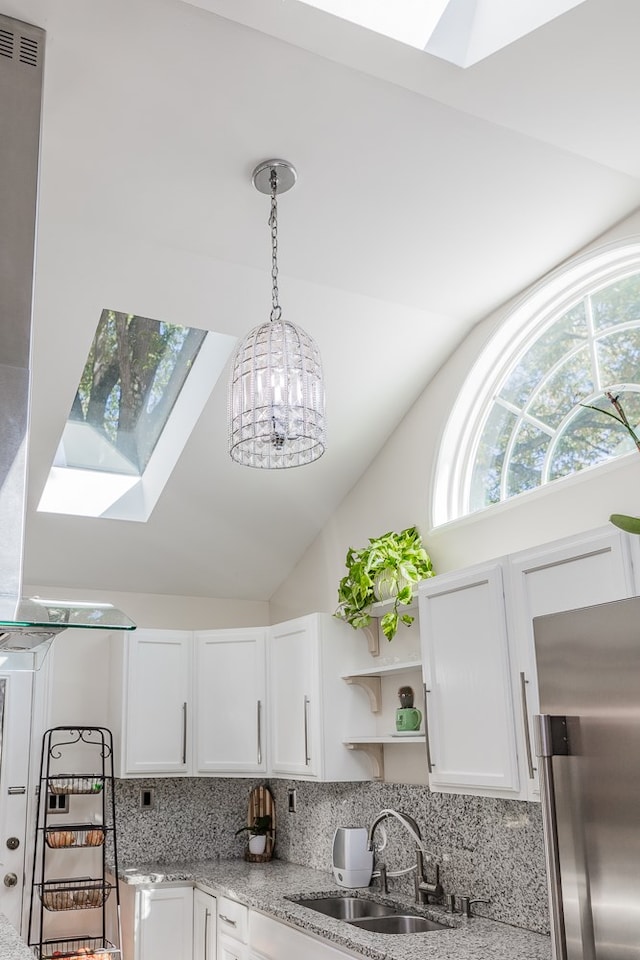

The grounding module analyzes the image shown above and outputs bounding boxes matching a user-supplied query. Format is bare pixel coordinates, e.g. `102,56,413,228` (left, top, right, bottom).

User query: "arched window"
433,241,640,526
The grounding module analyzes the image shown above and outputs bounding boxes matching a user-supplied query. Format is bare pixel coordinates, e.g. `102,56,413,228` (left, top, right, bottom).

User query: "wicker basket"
48,776,104,795
35,936,119,959
45,825,105,849
38,879,112,912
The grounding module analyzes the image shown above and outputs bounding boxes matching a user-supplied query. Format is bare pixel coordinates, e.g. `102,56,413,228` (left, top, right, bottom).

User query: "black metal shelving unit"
27,726,122,960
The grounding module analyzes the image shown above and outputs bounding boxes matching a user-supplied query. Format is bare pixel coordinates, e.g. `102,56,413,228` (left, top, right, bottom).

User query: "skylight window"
296,0,587,67
38,310,236,521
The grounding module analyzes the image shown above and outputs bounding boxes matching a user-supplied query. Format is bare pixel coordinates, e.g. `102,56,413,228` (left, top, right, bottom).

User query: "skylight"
296,0,587,67
38,310,236,521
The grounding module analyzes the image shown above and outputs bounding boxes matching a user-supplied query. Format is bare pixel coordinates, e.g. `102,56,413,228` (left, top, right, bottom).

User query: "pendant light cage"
228,160,326,468
228,317,326,468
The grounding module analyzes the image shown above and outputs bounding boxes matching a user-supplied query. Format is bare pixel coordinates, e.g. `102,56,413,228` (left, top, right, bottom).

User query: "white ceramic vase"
249,834,267,855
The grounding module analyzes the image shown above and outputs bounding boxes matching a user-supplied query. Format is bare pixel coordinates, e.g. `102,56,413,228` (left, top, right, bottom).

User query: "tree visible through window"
68,310,207,473
434,251,640,525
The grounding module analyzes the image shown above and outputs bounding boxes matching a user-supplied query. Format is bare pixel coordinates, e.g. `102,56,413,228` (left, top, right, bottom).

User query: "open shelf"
341,658,422,679
343,735,426,744
342,660,422,712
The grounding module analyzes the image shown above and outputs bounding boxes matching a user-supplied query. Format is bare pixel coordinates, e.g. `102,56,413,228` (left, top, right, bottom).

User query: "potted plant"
582,391,640,533
235,814,272,855
335,526,435,641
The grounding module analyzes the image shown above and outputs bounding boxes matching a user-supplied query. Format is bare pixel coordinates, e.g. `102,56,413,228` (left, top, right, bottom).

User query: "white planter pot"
249,834,267,855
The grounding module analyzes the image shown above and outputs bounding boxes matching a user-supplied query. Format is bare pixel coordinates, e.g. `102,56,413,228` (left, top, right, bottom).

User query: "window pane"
500,303,587,407
506,421,548,498
527,345,593,429
596,327,640,385
469,404,517,511
548,391,640,481
591,274,640,331
68,310,207,473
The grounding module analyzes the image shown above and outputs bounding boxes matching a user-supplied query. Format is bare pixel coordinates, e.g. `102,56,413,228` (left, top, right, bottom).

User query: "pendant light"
228,160,326,468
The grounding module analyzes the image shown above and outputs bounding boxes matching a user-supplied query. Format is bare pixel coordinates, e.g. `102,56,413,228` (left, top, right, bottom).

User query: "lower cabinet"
219,935,248,960
133,885,194,960
249,910,356,960
218,896,249,960
194,888,217,960
121,884,216,960
122,885,360,960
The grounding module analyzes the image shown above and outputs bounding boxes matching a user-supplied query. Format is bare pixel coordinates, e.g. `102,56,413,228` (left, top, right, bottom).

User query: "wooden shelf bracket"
345,742,384,781
343,675,382,713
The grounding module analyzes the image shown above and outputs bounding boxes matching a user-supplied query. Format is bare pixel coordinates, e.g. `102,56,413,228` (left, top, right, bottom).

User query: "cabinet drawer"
218,896,248,942
250,911,355,959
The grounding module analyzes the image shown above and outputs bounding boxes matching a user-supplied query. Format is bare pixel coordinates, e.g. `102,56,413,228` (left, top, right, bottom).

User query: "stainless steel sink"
348,915,448,934
295,897,396,920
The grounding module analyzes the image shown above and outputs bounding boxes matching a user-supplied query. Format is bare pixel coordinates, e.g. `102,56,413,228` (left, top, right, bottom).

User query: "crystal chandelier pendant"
228,161,326,468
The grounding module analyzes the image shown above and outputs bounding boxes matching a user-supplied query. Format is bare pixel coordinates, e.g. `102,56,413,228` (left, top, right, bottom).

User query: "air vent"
0,28,14,59
19,36,38,67
0,29,39,66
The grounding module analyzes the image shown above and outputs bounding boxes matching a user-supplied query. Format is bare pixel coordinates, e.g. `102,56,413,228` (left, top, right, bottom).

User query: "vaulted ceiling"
7,0,640,601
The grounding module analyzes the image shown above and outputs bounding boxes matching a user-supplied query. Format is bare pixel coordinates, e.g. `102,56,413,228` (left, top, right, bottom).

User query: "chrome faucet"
367,809,443,904
415,848,444,905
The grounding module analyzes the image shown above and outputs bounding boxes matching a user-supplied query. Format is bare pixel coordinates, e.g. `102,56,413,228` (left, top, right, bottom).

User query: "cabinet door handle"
303,696,311,765
219,913,237,926
204,909,210,960
182,702,188,766
423,683,434,773
256,699,262,766
520,672,536,780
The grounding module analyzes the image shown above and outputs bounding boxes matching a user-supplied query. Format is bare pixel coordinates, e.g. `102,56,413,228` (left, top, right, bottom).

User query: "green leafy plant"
335,526,435,641
582,391,640,534
234,814,272,838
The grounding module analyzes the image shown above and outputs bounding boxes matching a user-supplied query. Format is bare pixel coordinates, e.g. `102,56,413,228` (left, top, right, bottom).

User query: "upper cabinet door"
269,617,320,778
419,563,520,796
194,629,267,775
507,526,635,799
123,630,192,776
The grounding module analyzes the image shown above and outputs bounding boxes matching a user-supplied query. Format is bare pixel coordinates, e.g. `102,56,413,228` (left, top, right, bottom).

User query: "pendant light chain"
269,168,281,321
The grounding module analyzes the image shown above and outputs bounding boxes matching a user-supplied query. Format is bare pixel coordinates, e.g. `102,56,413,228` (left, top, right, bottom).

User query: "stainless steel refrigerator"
534,595,640,960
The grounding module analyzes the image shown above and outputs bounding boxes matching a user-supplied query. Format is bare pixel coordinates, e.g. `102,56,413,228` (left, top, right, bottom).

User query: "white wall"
270,209,640,623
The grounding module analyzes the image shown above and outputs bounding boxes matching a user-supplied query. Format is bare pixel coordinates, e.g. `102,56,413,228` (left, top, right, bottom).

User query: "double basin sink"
292,895,448,935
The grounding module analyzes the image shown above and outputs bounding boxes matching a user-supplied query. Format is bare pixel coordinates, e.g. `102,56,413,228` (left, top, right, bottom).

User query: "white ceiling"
6,0,640,602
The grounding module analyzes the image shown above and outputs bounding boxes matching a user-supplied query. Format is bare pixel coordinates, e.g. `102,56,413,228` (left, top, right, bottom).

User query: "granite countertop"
119,858,552,960
0,913,34,960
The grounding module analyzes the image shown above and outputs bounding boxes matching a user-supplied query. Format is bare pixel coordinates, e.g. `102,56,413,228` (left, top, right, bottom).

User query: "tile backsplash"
114,778,549,935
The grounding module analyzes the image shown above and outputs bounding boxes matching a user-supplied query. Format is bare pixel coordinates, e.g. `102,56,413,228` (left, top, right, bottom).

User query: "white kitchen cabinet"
506,525,636,799
418,526,637,801
194,629,267,775
194,887,217,960
419,562,520,796
218,896,248,960
110,627,267,778
111,629,192,777
134,885,194,960
219,935,248,960
268,613,373,781
250,910,357,960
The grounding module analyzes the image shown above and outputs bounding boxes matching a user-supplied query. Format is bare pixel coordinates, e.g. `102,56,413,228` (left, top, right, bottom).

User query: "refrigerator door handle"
535,714,567,960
